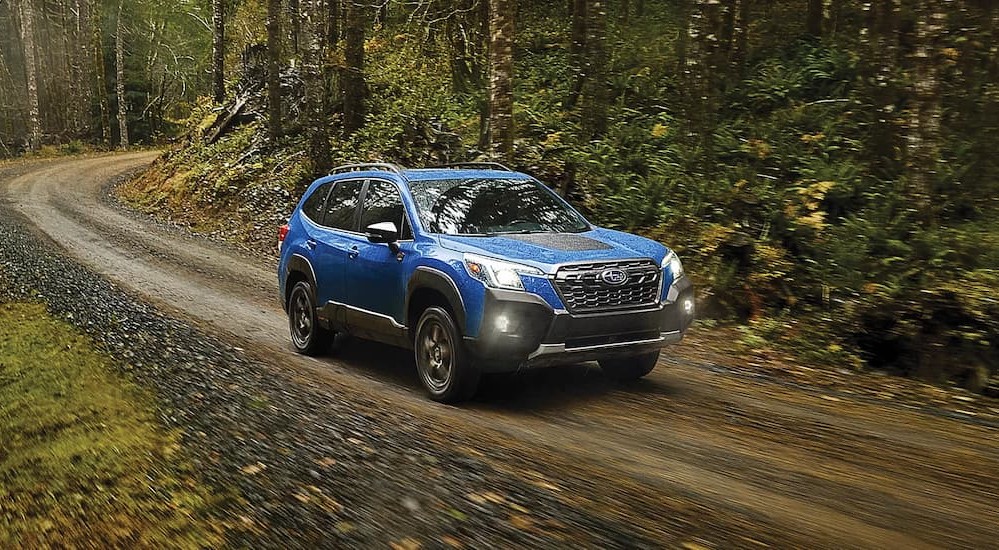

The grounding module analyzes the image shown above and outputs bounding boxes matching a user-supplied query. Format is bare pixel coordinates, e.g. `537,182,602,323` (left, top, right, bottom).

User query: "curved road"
3,153,998,548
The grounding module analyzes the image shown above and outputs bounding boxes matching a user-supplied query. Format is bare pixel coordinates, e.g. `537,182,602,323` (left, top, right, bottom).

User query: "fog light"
495,314,511,332
683,298,695,316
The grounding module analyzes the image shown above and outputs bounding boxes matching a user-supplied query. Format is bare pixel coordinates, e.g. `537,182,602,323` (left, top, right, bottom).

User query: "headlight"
464,253,543,291
662,250,684,279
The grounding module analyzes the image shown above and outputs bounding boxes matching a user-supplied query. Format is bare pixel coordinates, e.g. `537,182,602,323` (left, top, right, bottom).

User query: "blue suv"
278,162,694,402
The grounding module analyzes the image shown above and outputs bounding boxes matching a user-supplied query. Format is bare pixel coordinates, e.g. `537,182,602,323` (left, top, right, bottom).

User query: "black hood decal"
504,233,613,252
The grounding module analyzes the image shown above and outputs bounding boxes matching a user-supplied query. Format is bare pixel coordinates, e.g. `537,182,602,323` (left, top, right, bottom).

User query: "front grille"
553,259,661,314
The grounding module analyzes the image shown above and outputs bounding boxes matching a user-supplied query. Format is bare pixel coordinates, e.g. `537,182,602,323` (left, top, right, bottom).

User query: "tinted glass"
323,180,363,230
359,180,410,237
407,178,589,235
301,182,333,223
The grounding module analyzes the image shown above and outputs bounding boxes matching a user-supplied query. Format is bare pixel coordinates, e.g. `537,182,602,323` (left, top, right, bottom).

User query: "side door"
345,179,415,330
312,178,364,307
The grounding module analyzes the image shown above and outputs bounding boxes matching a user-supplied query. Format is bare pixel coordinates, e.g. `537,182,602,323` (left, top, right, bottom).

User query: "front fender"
405,265,473,334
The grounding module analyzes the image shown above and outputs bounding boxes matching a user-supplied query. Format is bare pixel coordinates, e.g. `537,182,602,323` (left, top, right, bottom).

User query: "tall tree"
684,1,722,141
731,0,749,70
73,0,94,137
806,0,823,36
342,0,366,135
908,0,946,220
18,0,41,151
566,0,586,109
266,0,282,140
581,0,608,138
212,0,225,103
114,0,128,148
675,0,691,74
822,0,840,35
488,0,514,161
864,0,902,170
289,0,301,55
92,0,111,145
445,0,489,150
326,0,341,44
302,0,330,175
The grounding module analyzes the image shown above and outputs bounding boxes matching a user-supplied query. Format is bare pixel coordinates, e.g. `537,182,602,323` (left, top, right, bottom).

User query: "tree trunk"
327,0,341,45
212,0,225,103
685,0,723,157
478,0,490,150
302,0,331,175
581,0,608,139
75,0,94,137
61,1,80,136
989,3,999,82
343,0,366,136
566,0,586,109
266,0,282,140
115,0,128,148
675,0,691,75
806,0,823,37
720,0,735,55
447,0,479,94
92,0,111,145
18,0,42,151
488,0,515,162
289,0,301,55
823,0,840,35
731,0,749,70
907,0,945,221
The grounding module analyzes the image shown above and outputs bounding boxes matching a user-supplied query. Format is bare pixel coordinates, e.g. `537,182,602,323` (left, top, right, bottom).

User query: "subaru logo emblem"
600,268,629,286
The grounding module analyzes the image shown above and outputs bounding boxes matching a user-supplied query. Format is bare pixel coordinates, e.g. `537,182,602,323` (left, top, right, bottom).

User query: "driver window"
360,180,412,239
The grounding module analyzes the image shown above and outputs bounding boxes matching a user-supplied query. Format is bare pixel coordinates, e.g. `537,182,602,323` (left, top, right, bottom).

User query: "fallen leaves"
240,462,266,475
390,538,421,550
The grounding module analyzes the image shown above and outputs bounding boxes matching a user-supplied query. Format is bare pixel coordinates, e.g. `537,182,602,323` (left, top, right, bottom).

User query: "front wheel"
414,307,480,403
599,350,660,381
288,281,332,356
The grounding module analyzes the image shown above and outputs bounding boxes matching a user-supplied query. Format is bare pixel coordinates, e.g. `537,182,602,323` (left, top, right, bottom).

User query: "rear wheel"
415,307,479,403
288,281,332,356
600,350,660,381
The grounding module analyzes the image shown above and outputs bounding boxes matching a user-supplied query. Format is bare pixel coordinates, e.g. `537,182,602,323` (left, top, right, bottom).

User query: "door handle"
348,245,359,259
305,239,317,250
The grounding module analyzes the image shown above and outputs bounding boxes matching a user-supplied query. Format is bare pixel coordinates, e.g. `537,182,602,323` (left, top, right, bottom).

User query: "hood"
437,228,669,272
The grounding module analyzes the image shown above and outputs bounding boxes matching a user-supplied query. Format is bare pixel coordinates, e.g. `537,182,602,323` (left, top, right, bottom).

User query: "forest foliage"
2,0,997,390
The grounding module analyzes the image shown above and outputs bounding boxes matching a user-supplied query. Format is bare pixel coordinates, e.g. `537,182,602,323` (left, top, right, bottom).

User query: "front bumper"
466,276,695,372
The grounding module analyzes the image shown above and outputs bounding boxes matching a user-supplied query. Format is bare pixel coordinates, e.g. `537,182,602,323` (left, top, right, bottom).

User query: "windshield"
407,178,590,235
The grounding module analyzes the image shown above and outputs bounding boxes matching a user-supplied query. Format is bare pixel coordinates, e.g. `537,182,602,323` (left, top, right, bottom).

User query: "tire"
414,306,480,403
288,281,332,356
600,350,660,381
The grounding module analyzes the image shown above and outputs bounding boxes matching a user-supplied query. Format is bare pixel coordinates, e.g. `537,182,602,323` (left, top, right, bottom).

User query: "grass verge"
0,301,225,547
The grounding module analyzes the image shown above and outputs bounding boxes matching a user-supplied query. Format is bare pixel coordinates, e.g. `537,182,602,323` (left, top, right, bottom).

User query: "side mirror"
365,221,400,245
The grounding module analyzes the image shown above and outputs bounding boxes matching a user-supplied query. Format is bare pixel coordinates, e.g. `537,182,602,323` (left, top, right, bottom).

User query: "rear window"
301,182,332,223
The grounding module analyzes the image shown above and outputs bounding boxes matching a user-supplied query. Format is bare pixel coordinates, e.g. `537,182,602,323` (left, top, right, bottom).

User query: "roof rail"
434,162,513,172
329,162,405,176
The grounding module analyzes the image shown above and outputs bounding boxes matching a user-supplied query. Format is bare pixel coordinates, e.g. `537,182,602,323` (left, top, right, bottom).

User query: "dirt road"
3,153,998,548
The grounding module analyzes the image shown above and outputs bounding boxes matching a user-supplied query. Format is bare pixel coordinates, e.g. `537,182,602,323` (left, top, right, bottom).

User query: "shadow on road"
318,335,681,411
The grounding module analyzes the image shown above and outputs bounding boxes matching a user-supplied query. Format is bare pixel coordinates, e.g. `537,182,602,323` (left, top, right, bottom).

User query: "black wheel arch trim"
284,253,318,311
406,266,467,333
